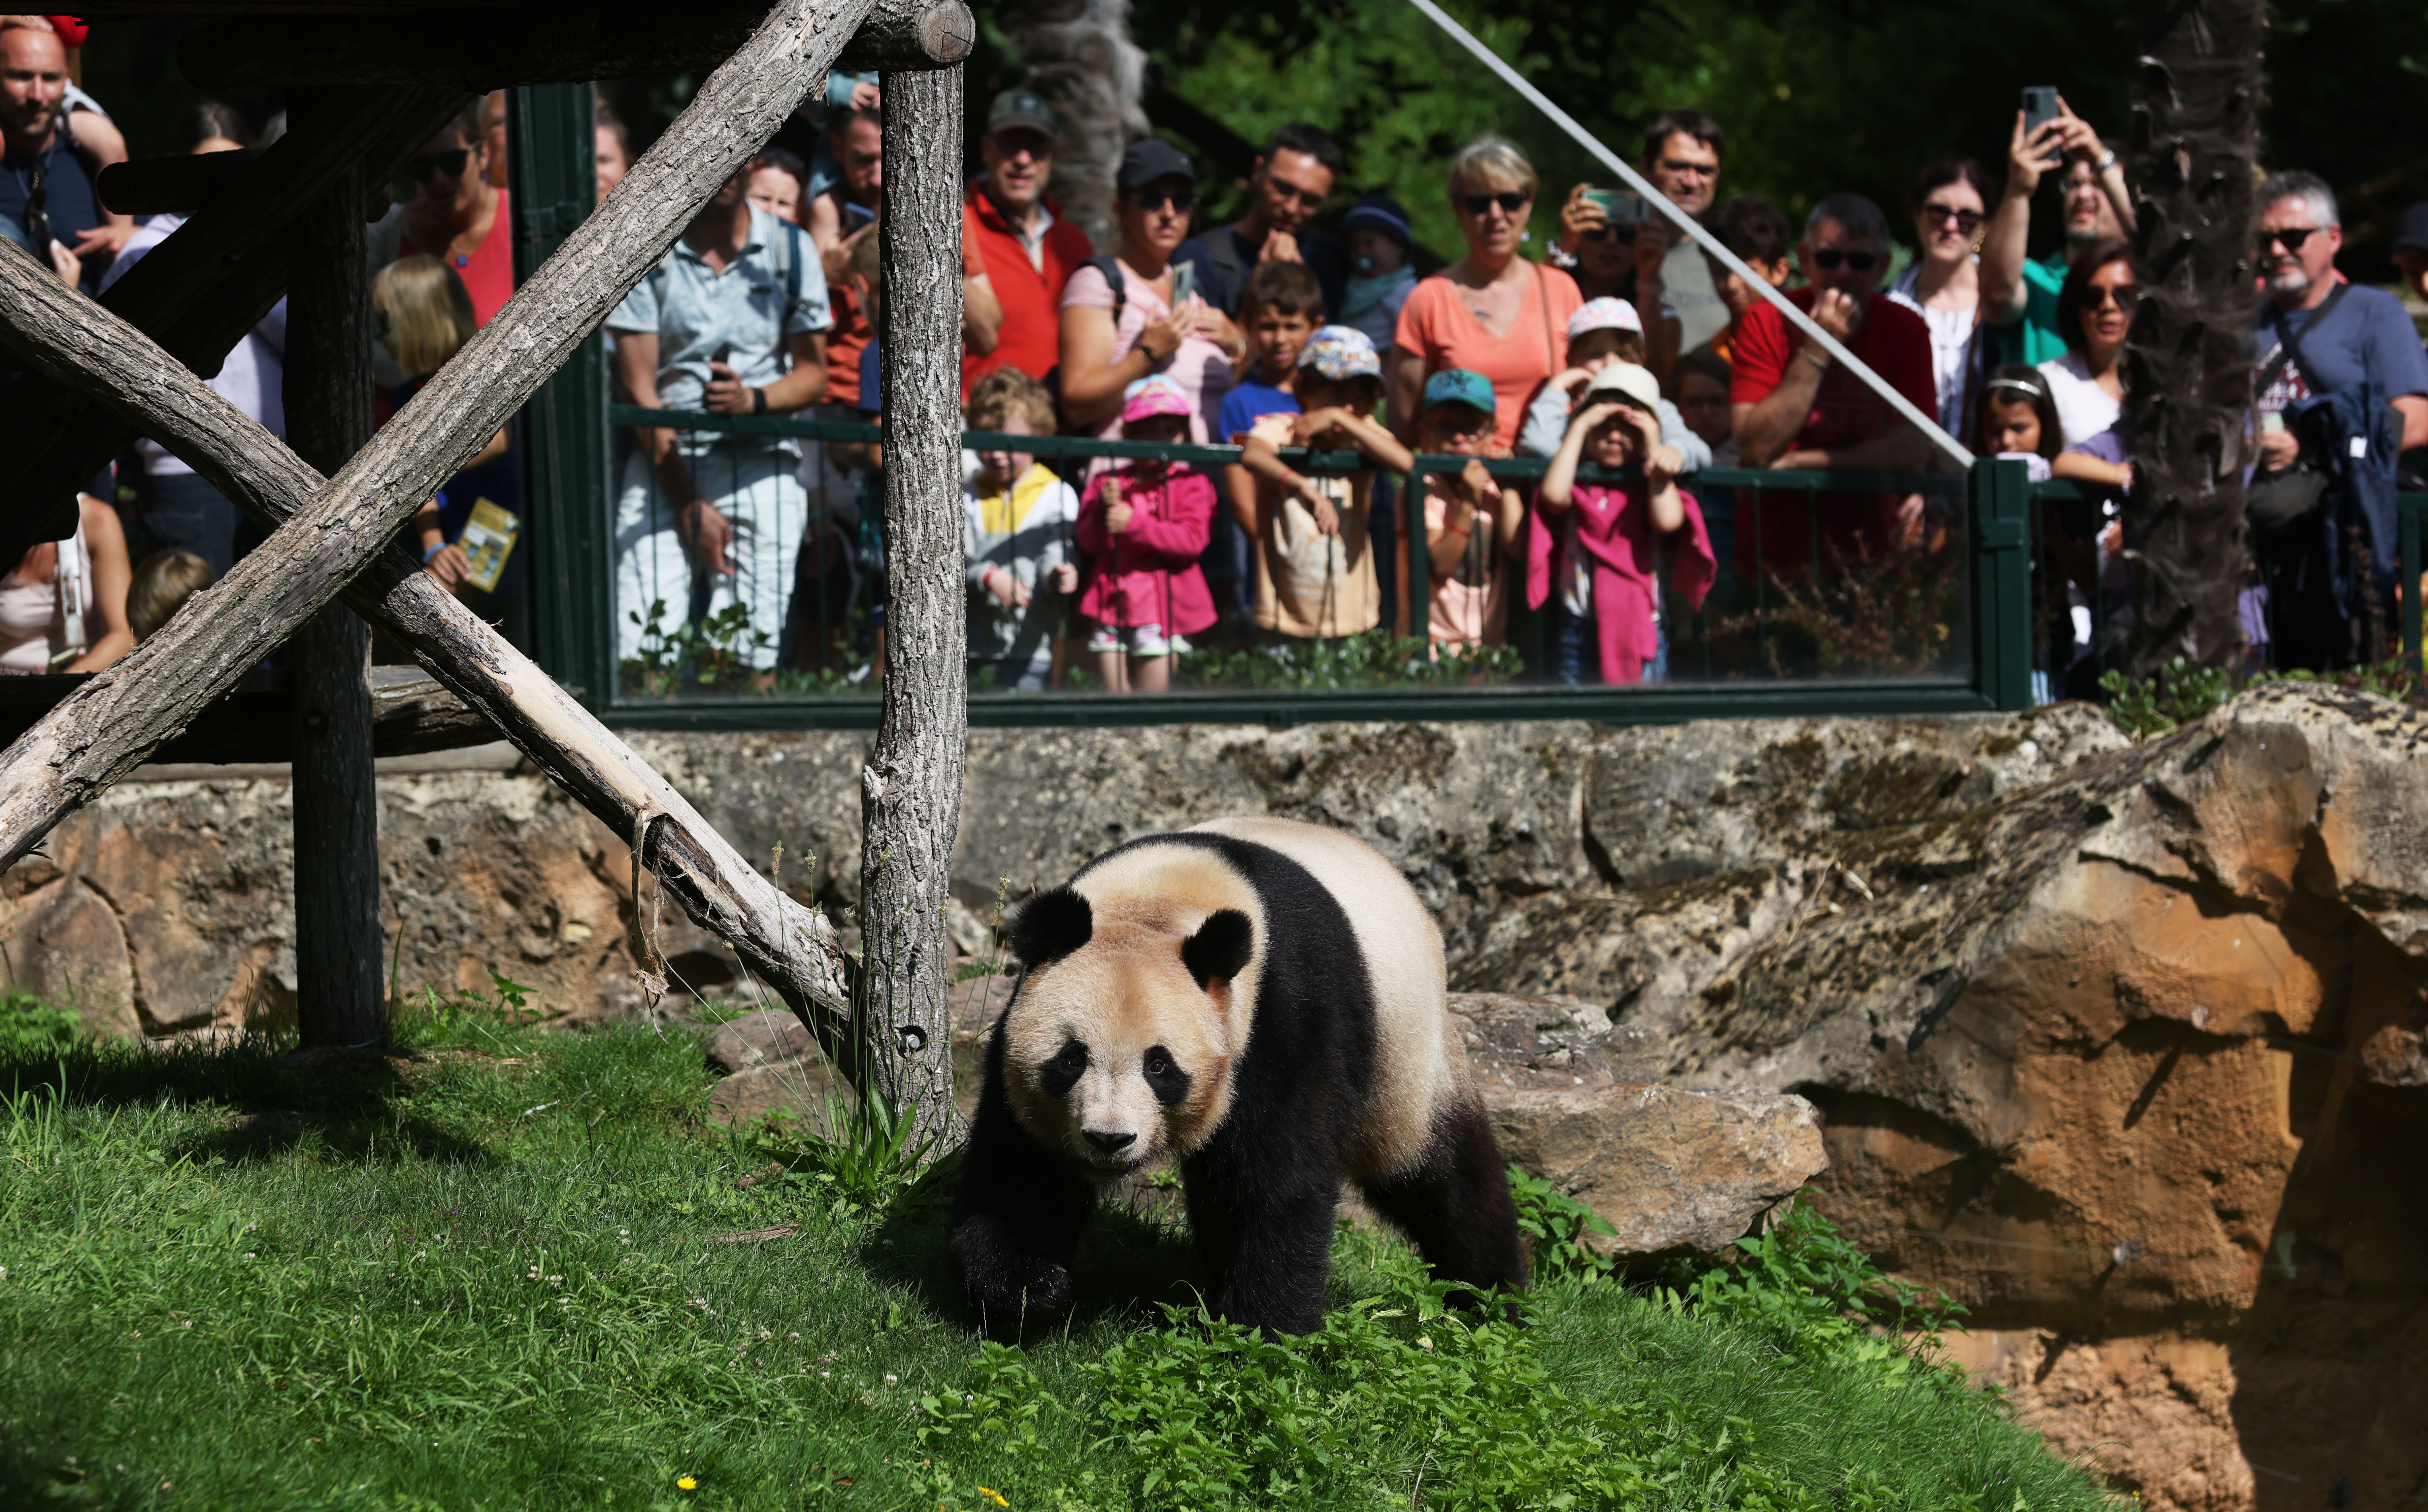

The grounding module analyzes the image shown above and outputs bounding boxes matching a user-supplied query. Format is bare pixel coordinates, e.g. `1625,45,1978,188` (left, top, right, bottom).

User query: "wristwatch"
2095,147,2119,172
750,387,769,414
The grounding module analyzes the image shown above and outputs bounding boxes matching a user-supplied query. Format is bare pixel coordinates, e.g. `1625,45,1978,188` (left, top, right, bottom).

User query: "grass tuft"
1,1002,2116,1510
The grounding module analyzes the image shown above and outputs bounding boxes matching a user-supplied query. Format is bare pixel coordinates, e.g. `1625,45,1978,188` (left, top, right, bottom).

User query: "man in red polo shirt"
962,89,1095,398
1729,192,1937,586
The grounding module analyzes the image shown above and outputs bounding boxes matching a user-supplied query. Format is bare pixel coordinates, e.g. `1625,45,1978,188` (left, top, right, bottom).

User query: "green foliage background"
1126,0,2428,277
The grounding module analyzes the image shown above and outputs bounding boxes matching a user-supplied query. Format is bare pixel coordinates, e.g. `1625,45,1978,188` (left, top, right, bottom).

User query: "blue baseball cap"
1422,368,1494,415
1341,192,1413,248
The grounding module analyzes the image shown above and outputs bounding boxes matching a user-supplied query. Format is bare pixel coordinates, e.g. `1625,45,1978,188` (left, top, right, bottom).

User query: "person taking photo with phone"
1980,91,2136,367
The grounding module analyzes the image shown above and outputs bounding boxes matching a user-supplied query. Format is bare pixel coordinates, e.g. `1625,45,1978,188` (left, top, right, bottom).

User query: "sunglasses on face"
2084,283,2136,309
1921,202,1985,234
1810,248,1879,273
411,147,472,181
1656,158,1717,179
2256,226,2322,254
1579,222,1637,244
1461,190,1532,216
1129,188,1196,213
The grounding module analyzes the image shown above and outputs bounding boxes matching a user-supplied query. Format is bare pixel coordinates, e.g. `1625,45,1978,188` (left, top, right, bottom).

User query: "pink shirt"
1525,483,1716,685
1391,263,1583,453
1075,468,1219,637
1061,260,1233,446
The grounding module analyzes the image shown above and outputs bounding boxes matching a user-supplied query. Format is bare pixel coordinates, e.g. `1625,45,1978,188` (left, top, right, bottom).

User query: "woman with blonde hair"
1385,136,1583,452
374,255,525,637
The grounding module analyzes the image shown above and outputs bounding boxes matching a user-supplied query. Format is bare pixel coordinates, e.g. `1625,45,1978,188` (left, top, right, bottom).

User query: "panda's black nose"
1082,1129,1136,1155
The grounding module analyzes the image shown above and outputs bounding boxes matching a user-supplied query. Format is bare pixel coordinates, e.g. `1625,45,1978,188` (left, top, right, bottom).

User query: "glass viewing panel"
596,405,1980,708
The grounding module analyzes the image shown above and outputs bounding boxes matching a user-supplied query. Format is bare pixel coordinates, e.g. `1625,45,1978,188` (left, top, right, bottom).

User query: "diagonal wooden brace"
0,86,470,564
0,0,886,1076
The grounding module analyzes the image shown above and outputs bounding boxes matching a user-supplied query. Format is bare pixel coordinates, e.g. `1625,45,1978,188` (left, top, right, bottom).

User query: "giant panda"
949,816,1525,1335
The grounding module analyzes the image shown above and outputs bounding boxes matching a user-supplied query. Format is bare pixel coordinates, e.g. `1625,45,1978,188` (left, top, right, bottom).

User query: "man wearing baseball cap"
962,89,1098,397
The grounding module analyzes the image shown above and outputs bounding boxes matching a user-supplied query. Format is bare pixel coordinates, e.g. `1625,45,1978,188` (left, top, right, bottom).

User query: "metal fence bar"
1972,458,2035,711
511,82,611,701
2403,492,2424,676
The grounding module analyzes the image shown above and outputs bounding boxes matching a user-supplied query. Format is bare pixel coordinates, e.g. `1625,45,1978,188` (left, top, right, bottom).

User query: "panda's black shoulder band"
1181,908,1254,989
1007,887,1093,968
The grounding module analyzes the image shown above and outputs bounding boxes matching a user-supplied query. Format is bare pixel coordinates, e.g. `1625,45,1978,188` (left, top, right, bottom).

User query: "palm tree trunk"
996,0,1147,252
2122,0,2267,673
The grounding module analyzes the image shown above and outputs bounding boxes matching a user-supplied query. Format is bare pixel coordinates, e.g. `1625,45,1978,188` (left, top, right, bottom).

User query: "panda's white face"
1000,922,1235,1176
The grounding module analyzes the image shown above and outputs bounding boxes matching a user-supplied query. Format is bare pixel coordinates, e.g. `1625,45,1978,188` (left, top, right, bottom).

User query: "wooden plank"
284,88,388,1051
181,2,771,89
0,87,466,563
0,0,884,1075
0,671,495,764
181,0,970,87
856,64,968,1145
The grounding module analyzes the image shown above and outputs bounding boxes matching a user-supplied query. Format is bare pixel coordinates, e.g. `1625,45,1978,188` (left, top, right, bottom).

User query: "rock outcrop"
11,686,2424,1511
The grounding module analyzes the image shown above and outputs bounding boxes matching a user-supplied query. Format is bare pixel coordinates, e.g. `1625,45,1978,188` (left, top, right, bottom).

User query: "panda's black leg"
1181,1125,1342,1336
949,1041,1093,1334
1358,1098,1527,1302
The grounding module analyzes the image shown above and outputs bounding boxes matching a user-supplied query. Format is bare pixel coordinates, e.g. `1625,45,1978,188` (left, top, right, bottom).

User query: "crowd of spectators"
7,25,2426,693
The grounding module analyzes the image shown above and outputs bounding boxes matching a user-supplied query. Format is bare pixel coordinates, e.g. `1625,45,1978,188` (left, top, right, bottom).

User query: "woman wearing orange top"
1385,136,1583,453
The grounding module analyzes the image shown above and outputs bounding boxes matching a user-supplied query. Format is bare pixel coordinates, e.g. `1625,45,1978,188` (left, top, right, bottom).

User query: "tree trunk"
859,63,968,1148
2123,0,2266,674
284,89,387,1049
997,0,1146,252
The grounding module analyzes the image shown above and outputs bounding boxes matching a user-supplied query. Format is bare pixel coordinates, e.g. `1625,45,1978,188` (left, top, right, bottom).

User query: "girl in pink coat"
1528,362,1715,685
1076,376,1219,693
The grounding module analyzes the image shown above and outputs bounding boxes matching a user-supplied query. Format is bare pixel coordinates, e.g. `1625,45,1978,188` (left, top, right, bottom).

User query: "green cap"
987,89,1058,142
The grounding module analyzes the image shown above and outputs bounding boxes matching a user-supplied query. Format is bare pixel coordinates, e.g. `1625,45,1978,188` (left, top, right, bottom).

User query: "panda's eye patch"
1141,1044,1191,1107
1041,1040,1089,1098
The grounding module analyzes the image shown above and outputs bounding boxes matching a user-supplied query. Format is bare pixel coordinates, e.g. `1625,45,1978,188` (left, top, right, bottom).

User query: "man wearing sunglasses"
1196,122,1349,324
2246,171,2428,670
1727,194,1936,585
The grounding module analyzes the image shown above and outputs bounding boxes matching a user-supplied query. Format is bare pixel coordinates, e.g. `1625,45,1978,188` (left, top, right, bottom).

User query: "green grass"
0,1006,2116,1512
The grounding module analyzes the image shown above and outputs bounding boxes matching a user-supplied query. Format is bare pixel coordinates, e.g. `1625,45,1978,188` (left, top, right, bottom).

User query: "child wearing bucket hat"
1073,375,1219,692
1233,325,1415,641
1516,298,1710,471
1417,368,1527,653
1527,362,1715,686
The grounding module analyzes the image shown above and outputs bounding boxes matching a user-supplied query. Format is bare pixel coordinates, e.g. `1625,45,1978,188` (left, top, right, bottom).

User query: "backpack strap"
1085,254,1126,324
2258,280,2349,402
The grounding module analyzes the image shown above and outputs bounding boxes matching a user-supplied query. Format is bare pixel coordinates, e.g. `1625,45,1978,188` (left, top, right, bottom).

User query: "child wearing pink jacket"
1075,376,1219,693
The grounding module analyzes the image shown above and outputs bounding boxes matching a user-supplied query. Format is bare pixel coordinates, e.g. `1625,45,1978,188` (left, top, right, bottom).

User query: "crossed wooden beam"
0,0,973,1078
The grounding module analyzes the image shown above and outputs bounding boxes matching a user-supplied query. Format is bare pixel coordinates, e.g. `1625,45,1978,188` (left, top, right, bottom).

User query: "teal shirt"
1992,251,2069,367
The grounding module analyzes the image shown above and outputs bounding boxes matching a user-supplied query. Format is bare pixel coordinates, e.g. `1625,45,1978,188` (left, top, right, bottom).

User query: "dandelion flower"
676,1474,697,1491
980,1488,1010,1507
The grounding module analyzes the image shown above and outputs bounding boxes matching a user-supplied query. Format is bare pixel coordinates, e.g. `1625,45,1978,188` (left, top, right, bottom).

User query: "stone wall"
8,687,2424,1512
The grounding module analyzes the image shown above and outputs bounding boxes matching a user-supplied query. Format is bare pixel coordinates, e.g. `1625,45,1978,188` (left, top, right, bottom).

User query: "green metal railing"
562,402,2035,728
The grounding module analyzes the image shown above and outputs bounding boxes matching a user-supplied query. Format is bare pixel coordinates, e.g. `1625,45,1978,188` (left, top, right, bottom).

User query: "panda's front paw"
949,1215,1075,1330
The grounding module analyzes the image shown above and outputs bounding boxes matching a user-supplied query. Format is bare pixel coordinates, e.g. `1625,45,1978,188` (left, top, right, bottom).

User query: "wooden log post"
285,89,387,1049
859,60,969,1145
0,245,868,1079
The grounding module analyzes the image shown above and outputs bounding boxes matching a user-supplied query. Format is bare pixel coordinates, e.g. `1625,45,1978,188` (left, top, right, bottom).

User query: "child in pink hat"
1074,376,1218,692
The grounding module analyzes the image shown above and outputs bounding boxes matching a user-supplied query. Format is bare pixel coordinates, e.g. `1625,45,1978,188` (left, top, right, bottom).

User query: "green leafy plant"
2096,658,2237,741
1507,1164,1620,1284
749,1081,941,1211
1657,1192,1968,1373
1181,628,1525,691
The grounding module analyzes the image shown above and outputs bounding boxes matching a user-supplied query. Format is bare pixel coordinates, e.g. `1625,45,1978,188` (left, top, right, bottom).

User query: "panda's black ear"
1181,909,1254,990
1007,887,1092,969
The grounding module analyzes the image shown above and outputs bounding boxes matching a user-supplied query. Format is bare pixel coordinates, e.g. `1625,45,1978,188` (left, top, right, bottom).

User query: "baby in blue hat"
1341,192,1418,351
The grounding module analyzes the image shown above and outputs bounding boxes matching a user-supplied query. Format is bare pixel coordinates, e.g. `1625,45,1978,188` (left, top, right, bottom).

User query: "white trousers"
615,443,807,672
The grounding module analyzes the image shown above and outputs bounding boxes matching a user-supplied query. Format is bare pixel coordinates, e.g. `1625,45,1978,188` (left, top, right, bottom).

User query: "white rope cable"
1401,0,1976,470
